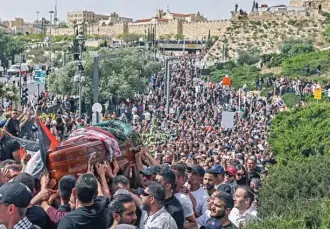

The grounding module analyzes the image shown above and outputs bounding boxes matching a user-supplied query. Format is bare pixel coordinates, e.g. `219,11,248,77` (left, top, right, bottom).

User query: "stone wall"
183,20,231,39
52,9,325,40
98,23,126,37
156,20,181,37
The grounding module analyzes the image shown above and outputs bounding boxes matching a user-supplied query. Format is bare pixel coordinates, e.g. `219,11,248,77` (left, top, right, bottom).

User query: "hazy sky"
0,0,289,22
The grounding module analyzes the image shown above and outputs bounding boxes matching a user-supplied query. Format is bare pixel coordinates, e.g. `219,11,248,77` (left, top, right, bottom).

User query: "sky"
0,0,289,22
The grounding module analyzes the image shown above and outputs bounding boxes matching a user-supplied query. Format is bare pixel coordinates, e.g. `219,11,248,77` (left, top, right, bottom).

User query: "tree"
269,103,330,162
47,48,162,103
0,31,26,67
174,34,184,40
159,34,173,40
322,26,330,43
246,156,330,229
245,103,330,229
237,47,261,66
117,33,143,43
281,50,330,76
280,39,315,57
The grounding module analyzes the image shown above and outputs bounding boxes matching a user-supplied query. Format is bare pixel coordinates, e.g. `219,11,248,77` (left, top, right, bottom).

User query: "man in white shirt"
229,186,258,228
140,181,178,229
186,165,209,217
171,164,198,229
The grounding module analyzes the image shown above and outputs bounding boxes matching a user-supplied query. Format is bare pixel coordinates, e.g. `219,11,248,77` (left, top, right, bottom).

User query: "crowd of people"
0,53,297,229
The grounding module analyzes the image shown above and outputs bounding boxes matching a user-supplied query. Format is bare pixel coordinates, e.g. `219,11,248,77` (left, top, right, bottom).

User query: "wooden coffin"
47,139,136,183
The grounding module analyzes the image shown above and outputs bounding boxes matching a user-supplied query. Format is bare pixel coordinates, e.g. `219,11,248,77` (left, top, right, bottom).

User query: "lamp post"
75,32,86,117
48,10,54,36
165,57,178,115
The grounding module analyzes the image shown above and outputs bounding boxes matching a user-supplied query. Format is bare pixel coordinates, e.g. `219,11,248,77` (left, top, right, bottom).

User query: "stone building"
289,0,330,10
132,9,207,25
67,10,132,25
98,12,133,26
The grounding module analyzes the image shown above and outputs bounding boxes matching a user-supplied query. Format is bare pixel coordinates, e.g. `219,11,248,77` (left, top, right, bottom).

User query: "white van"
7,63,29,77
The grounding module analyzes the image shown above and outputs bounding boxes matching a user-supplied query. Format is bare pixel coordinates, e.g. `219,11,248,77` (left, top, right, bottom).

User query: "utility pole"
165,57,178,115
49,10,54,36
92,54,119,104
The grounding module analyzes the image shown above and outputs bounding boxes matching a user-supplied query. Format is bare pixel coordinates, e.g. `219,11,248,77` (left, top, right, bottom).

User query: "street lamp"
75,32,86,117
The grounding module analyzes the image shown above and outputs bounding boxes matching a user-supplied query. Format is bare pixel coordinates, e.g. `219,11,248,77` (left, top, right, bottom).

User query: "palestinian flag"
18,118,59,178
36,118,59,169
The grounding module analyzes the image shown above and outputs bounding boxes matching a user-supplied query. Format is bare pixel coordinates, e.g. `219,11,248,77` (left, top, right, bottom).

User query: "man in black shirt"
4,109,25,137
207,192,237,229
57,173,110,229
156,168,184,229
13,173,56,229
0,129,21,162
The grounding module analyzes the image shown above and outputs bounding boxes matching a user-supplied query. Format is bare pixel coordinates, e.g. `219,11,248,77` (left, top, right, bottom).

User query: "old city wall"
182,20,231,39
98,23,126,37
155,20,181,37
53,9,325,39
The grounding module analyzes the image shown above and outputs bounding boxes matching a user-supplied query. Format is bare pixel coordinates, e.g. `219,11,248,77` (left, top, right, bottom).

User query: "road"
0,76,45,98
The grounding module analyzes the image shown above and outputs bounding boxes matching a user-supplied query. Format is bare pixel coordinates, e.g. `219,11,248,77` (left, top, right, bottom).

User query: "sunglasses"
143,175,153,180
237,173,245,177
225,172,234,177
141,190,152,197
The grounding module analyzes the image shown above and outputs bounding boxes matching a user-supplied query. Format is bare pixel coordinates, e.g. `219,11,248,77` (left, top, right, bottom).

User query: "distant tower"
54,0,58,24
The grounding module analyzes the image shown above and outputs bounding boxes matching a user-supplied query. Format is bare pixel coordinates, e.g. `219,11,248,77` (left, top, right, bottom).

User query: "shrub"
288,19,297,25
245,156,330,229
237,46,261,66
209,65,260,90
281,50,330,77
280,39,315,57
282,93,300,108
269,103,330,161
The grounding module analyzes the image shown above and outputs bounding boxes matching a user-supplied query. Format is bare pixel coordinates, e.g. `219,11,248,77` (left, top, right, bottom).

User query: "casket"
47,139,137,183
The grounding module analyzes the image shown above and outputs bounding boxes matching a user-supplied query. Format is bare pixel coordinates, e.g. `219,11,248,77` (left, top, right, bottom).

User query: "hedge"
269,103,330,163
246,156,330,229
281,51,330,77
282,93,300,108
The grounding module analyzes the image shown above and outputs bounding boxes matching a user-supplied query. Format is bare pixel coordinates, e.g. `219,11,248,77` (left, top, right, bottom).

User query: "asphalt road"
0,76,45,98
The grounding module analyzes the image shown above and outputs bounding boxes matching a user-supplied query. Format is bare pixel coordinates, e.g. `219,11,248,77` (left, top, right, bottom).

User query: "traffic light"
21,88,28,105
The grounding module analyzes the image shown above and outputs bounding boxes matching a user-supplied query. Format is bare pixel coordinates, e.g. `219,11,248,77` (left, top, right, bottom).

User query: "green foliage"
280,39,315,58
51,35,75,43
322,11,330,24
159,34,173,40
288,19,297,26
237,47,261,66
281,51,330,77
174,34,185,40
322,26,330,43
210,65,260,89
16,33,46,43
262,53,284,68
269,103,330,161
47,48,161,103
141,118,169,154
281,93,300,108
117,33,143,43
0,83,19,101
246,156,330,229
0,32,26,66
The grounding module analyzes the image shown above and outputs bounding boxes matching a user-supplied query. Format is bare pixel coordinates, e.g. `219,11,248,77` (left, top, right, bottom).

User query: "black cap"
139,165,161,176
187,165,205,176
0,182,32,208
217,184,232,196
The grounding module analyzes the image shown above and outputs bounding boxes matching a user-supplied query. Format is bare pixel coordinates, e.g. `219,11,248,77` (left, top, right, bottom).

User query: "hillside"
205,13,325,61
